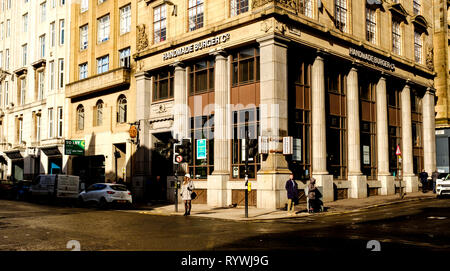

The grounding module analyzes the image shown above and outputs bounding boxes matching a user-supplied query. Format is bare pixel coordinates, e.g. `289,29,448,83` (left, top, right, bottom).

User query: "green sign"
196,139,207,160
65,140,85,155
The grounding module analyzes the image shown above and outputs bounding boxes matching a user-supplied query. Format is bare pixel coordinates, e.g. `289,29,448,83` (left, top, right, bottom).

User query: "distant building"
0,0,71,181
65,0,136,189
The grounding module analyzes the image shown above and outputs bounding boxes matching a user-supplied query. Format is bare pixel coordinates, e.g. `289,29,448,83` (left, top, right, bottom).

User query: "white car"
436,173,450,198
78,183,133,208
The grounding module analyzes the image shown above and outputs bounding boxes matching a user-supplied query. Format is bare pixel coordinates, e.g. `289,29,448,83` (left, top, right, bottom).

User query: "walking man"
285,174,298,215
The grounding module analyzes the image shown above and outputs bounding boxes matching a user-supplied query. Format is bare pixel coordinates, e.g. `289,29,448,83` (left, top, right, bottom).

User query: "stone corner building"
433,0,450,173
133,0,436,209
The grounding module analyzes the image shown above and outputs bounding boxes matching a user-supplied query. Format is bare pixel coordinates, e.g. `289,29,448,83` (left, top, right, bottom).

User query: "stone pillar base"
207,174,229,207
379,175,395,195
256,172,290,209
349,175,368,199
404,175,419,193
132,176,146,201
312,174,334,202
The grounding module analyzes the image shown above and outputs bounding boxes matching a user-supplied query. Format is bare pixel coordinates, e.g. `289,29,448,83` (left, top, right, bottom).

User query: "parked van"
31,174,82,201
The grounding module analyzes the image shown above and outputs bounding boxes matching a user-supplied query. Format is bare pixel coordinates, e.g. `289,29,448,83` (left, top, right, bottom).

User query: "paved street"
0,198,450,252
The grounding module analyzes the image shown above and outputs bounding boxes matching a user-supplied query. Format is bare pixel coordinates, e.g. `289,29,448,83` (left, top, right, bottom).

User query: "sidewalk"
131,192,437,221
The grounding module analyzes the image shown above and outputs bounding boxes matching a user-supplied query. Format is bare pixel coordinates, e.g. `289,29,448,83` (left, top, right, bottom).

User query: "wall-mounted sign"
196,139,207,160
65,140,85,156
363,145,370,165
163,33,231,61
349,47,395,71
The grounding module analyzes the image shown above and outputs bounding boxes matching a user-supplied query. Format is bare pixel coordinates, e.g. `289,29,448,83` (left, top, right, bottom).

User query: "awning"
40,146,62,156
4,150,23,160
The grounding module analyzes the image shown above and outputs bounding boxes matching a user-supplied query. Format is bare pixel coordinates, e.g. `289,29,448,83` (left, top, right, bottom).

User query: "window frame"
152,69,174,102
97,14,110,44
153,4,167,44
188,0,204,32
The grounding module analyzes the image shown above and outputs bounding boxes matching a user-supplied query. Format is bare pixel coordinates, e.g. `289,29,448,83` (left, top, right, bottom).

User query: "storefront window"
232,47,260,86
231,108,260,180
411,91,423,174
288,56,312,180
189,114,214,179
153,69,174,102
359,74,377,179
387,83,402,176
326,66,347,179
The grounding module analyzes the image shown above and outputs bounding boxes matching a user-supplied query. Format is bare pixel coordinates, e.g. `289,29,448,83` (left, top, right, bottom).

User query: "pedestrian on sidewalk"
307,178,318,213
285,174,298,215
419,169,428,193
181,174,195,216
432,169,440,194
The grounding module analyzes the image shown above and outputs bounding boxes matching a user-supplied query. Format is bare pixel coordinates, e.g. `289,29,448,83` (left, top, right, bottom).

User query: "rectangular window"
153,69,174,101
189,115,215,179
97,55,109,74
58,59,64,89
414,31,423,64
48,108,53,138
59,20,65,45
40,2,46,22
120,4,131,34
232,47,260,86
392,20,401,55
188,0,204,31
335,0,347,32
4,81,8,105
230,0,248,16
299,0,313,18
49,61,55,90
20,78,26,105
97,14,110,43
60,0,65,5
0,51,3,68
81,0,88,12
22,44,27,66
23,13,28,33
98,0,106,3
153,5,166,43
5,49,9,70
36,114,41,142
50,22,55,47
38,71,44,100
57,107,63,138
366,8,376,44
188,59,215,95
39,35,46,58
6,20,10,37
79,63,88,79
119,47,131,68
1,23,3,40
80,24,88,50
18,118,23,144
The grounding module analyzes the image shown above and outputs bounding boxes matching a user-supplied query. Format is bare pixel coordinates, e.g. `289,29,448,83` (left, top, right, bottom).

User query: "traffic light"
181,139,192,164
248,139,258,158
154,139,177,160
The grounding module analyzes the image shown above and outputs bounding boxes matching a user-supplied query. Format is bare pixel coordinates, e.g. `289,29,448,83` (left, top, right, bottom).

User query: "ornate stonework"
426,47,434,70
253,0,297,11
137,24,149,52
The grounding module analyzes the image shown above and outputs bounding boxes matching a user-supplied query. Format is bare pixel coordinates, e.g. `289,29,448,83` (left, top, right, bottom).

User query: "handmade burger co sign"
349,47,395,71
163,33,231,61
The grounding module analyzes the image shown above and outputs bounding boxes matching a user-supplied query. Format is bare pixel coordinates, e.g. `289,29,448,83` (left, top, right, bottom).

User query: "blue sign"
197,139,207,160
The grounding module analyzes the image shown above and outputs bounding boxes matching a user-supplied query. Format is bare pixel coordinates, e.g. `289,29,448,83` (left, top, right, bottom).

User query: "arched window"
117,95,127,123
94,100,103,126
77,104,84,130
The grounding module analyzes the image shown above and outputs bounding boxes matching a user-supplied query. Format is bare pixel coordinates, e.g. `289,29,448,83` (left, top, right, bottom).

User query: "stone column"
347,67,367,198
172,62,189,141
207,50,229,207
133,71,152,200
376,76,395,195
401,83,418,192
311,53,334,202
256,34,291,209
422,89,437,174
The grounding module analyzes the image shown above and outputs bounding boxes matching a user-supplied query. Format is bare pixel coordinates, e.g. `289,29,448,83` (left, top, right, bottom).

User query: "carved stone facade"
137,24,149,52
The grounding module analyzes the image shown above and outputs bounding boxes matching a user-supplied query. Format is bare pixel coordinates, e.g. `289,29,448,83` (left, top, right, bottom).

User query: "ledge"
66,67,131,99
31,59,46,70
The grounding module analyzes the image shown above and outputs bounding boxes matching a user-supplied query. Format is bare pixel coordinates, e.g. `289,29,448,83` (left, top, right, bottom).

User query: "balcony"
66,67,131,99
